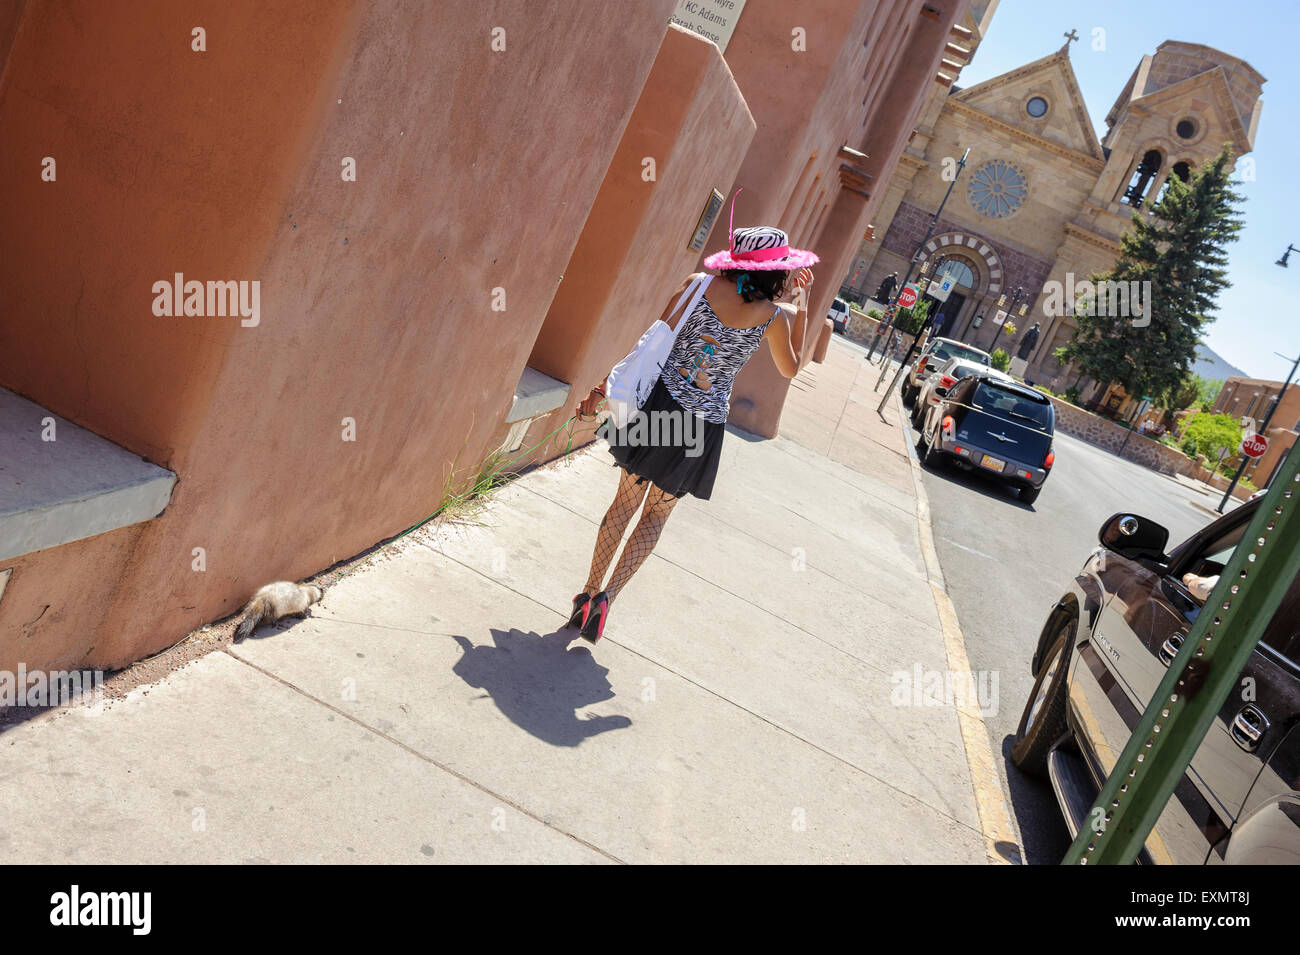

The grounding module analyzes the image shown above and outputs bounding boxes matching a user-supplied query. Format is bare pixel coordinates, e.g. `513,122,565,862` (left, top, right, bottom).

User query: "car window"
940,363,979,381
1179,521,1248,583
1178,521,1300,667
949,378,976,402
971,381,1053,430
949,345,991,366
929,341,989,365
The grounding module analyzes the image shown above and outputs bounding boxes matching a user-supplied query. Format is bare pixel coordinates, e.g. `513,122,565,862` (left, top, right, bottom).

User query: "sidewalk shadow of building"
450,628,631,747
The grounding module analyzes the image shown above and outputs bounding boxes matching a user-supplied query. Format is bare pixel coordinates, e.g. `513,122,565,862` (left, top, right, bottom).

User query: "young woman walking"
569,222,819,641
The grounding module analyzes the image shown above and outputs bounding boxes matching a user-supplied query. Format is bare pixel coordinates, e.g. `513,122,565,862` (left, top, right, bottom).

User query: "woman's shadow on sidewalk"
450,628,631,747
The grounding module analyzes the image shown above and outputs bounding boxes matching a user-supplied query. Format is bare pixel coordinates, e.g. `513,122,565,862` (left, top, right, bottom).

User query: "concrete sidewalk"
0,339,1007,864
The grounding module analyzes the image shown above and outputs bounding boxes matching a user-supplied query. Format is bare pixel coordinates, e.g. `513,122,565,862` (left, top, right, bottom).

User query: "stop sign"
1241,433,1269,458
896,285,919,308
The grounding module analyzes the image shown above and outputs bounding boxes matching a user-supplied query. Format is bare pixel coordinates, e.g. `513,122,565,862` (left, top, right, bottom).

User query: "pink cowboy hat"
703,188,819,271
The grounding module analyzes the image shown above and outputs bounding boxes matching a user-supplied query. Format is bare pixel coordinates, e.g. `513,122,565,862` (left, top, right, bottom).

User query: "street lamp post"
872,253,947,385
985,287,1026,353
1217,243,1300,512
871,253,949,370
866,148,971,365
1216,353,1299,512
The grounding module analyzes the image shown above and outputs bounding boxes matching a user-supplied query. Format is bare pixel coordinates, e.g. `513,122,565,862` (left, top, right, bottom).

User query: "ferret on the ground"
234,581,324,641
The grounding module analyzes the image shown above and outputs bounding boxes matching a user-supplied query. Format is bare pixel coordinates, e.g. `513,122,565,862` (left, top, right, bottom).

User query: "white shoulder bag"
604,274,712,430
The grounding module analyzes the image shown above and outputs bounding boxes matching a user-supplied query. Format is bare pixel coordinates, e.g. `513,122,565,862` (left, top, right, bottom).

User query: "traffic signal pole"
866,148,970,367
1063,442,1300,864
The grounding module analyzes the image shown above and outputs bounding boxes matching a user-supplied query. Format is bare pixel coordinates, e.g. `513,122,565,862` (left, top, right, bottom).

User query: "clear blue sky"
957,0,1298,382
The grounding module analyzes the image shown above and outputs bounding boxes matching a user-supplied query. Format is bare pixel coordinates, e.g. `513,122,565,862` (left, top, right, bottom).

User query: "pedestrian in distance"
570,220,819,642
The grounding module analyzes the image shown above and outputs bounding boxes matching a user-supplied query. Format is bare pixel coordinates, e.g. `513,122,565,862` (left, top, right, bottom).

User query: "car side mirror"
1099,513,1169,563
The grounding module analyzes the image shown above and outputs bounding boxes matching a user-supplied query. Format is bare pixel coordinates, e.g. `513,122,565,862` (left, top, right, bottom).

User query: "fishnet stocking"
604,483,679,603
582,469,648,595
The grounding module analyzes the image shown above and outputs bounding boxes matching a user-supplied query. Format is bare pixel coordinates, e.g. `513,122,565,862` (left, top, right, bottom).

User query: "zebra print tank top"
660,292,781,424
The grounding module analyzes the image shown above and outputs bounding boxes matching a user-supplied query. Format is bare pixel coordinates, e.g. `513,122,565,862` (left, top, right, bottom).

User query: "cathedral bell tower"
1089,41,1263,234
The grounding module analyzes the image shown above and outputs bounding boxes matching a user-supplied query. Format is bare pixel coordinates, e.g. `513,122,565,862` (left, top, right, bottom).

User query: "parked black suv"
1012,497,1300,863
916,375,1055,504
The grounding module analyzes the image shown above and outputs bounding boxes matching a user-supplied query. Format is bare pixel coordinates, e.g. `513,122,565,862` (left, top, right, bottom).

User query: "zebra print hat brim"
703,225,818,271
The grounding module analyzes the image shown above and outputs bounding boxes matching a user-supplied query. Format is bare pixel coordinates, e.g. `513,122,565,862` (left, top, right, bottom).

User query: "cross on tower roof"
1063,28,1079,45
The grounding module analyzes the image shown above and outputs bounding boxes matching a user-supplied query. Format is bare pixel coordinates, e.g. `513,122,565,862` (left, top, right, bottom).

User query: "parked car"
828,297,850,333
1011,497,1300,863
916,375,1055,504
910,356,1011,429
902,336,992,406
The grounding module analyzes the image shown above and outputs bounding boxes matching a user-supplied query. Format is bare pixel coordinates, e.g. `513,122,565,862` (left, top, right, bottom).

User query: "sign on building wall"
688,189,726,252
669,0,749,52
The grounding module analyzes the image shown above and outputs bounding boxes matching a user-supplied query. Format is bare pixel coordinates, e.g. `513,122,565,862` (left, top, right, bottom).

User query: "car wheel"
910,402,925,430
902,384,915,408
920,429,943,469
1020,485,1041,505
1010,627,1070,777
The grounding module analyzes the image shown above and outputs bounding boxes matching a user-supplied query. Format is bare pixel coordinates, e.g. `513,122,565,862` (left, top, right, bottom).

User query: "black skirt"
602,377,725,500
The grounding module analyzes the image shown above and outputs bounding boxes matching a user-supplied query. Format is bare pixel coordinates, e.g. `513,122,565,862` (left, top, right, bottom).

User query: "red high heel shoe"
567,593,591,629
579,591,609,643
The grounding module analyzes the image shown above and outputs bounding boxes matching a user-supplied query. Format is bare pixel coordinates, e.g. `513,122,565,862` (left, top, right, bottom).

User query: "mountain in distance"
1194,342,1248,383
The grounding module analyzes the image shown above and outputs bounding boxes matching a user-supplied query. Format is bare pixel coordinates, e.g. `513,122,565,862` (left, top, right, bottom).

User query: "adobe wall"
0,0,676,671
0,0,354,462
514,23,755,469
720,0,968,437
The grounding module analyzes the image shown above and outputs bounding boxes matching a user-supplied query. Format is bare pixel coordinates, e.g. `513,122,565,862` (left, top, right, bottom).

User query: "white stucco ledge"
506,366,569,424
0,387,177,562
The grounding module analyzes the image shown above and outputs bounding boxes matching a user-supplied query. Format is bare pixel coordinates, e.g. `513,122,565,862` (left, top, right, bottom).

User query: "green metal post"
1063,445,1300,864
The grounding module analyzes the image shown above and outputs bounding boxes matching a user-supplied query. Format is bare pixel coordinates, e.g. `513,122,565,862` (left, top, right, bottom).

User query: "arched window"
941,260,976,289
1156,161,1193,203
1122,149,1163,206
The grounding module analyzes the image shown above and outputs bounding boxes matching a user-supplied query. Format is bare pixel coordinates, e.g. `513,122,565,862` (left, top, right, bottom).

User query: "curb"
889,385,1024,866
1189,498,1223,517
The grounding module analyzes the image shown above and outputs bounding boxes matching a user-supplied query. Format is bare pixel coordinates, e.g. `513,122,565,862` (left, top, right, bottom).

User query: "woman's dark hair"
719,268,789,303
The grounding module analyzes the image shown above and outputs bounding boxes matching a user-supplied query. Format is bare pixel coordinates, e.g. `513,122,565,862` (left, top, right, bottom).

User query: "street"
904,392,1237,862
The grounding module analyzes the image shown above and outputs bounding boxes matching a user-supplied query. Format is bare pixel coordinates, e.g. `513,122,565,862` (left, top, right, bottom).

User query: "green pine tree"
1059,144,1244,406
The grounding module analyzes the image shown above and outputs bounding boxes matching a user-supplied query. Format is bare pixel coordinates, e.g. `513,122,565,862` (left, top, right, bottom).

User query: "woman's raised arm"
764,268,813,379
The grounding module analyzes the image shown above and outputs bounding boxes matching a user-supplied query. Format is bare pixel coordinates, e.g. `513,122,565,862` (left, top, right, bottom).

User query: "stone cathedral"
847,36,1264,402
